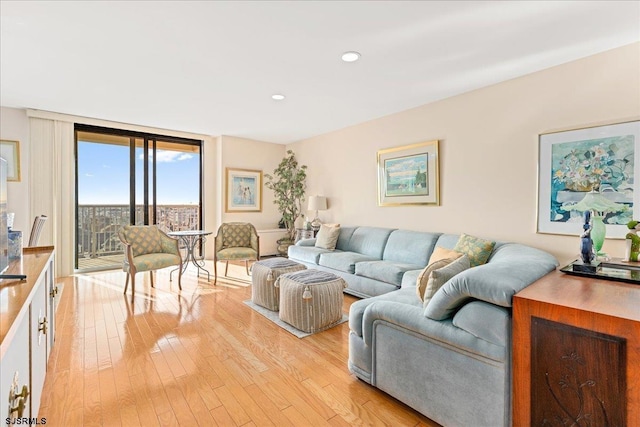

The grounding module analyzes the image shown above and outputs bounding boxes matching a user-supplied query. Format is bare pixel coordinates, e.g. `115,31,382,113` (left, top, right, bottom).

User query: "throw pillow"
423,255,470,307
453,233,495,267
428,246,463,265
416,258,455,301
315,224,341,250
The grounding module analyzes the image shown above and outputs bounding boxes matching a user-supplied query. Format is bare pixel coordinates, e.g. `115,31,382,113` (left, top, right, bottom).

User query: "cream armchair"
118,225,183,298
214,222,259,284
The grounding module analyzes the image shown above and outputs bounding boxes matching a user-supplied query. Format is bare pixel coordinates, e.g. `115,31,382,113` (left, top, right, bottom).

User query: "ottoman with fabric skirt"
276,269,347,333
251,258,306,311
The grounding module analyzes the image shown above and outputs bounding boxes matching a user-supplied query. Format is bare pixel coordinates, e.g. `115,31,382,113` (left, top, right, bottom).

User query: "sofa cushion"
355,260,423,286
319,251,379,274
288,245,333,264
315,223,341,250
424,243,558,320
452,301,509,347
345,227,395,259
453,233,495,267
382,230,441,266
335,226,358,250
422,255,470,306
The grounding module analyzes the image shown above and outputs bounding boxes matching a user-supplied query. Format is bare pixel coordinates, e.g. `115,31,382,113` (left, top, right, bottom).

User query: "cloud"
85,173,94,177
138,151,194,163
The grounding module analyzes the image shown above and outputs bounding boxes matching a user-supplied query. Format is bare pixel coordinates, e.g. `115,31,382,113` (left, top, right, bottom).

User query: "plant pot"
277,238,295,256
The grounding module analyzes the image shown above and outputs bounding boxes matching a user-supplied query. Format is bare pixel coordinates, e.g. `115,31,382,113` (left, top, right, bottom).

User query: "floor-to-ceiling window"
75,125,202,271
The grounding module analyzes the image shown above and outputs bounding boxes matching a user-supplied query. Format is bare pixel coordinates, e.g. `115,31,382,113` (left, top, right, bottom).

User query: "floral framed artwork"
225,168,262,212
537,120,640,238
377,140,439,206
0,140,21,182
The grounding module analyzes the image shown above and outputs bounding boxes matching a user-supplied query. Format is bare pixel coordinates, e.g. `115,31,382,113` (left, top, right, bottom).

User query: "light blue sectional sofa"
288,225,558,426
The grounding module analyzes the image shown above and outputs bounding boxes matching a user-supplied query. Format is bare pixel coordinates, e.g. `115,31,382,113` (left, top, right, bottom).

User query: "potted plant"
265,150,307,254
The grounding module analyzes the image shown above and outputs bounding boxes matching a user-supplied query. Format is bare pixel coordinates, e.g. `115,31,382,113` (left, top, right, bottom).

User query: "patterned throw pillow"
428,246,463,265
423,255,470,307
453,233,495,267
416,258,454,301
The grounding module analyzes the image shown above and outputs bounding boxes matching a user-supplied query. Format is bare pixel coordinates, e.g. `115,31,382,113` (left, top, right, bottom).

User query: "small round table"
168,230,213,282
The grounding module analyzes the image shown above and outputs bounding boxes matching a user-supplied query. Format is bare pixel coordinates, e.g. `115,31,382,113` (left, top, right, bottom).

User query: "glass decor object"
564,191,627,257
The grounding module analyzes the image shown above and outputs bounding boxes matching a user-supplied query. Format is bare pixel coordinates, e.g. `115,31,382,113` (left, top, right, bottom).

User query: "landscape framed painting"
0,140,21,182
225,168,262,212
537,120,640,238
377,140,439,206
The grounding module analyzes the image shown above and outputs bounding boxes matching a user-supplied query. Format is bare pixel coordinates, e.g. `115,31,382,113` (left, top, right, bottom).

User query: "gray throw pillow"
423,255,470,307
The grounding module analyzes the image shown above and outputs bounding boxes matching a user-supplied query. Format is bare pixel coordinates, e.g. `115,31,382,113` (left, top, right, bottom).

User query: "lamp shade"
308,196,327,211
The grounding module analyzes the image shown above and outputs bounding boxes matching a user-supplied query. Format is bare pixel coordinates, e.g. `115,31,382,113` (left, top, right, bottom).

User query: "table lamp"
308,196,327,230
563,190,626,257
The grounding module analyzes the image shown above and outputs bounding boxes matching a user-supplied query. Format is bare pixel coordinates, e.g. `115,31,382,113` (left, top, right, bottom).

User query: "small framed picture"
225,168,262,212
537,120,640,238
377,140,440,206
0,140,21,182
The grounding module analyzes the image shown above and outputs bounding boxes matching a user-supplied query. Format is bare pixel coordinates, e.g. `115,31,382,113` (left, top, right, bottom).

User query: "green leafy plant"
265,150,307,241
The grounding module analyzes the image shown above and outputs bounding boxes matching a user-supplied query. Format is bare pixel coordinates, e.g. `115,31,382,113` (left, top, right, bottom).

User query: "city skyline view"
77,141,200,205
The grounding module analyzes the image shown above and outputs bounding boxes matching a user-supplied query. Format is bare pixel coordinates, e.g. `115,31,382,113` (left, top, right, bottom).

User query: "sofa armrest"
362,301,427,346
424,243,558,320
296,238,317,246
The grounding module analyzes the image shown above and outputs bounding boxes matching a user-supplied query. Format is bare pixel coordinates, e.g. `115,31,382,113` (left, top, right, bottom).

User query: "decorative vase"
591,215,606,256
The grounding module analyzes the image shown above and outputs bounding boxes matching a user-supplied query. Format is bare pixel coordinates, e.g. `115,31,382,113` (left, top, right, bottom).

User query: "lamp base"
311,217,321,231
572,259,602,273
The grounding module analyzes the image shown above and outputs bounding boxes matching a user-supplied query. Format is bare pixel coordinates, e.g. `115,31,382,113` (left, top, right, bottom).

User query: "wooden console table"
513,270,640,425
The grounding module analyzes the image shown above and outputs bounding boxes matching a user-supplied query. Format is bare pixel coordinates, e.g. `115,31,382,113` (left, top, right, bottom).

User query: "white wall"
288,43,640,265
0,107,30,233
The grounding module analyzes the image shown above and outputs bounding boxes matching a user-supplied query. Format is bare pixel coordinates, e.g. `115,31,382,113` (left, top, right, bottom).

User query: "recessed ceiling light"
272,94,285,101
341,51,361,62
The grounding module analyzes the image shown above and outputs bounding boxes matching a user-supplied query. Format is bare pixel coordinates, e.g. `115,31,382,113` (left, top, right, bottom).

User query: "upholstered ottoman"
251,258,306,310
276,270,347,333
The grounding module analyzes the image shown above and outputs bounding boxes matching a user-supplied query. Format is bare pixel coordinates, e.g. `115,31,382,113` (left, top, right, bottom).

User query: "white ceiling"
1,1,639,144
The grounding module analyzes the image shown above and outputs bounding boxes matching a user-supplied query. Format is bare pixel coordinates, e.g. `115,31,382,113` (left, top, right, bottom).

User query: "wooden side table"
295,228,314,243
512,270,640,426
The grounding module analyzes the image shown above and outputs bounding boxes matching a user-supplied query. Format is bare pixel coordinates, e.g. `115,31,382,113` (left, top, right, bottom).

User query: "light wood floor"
39,261,440,426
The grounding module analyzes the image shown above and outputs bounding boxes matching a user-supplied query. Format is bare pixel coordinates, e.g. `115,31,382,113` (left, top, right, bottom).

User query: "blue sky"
77,142,200,205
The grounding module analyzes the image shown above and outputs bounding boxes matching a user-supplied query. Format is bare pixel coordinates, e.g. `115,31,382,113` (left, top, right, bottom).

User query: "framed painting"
0,140,21,182
225,168,262,212
537,120,640,238
377,140,439,206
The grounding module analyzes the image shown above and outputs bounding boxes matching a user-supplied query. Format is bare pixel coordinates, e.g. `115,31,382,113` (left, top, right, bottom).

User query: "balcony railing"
77,204,200,271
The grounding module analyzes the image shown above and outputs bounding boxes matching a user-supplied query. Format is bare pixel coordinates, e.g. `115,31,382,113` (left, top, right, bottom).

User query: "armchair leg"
124,273,129,294
214,260,217,285
178,263,183,290
225,261,229,276
131,273,135,300
245,260,249,275
150,271,155,288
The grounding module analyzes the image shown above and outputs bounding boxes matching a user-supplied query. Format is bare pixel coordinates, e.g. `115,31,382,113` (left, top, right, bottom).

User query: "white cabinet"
257,229,289,256
0,247,56,421
0,311,31,419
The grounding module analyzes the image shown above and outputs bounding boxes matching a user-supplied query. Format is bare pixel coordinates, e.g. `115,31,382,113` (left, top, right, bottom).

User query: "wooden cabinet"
513,270,640,425
0,247,57,420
